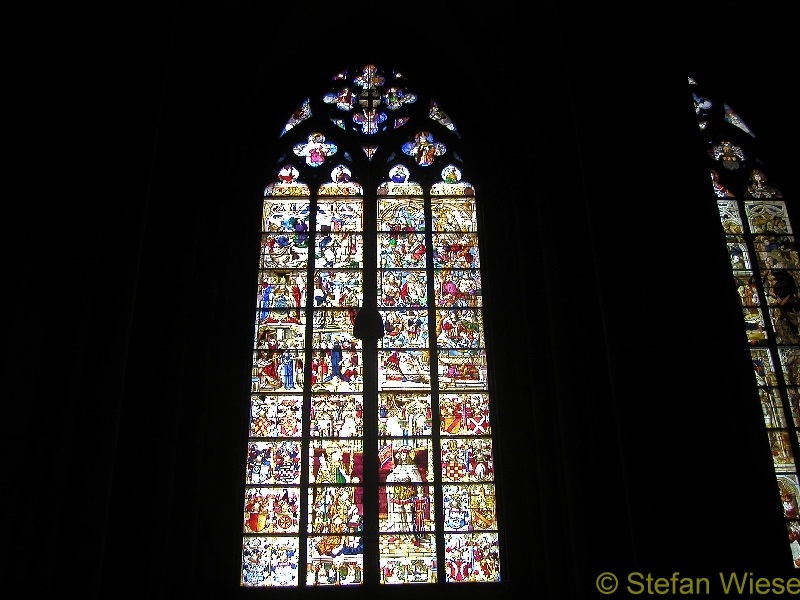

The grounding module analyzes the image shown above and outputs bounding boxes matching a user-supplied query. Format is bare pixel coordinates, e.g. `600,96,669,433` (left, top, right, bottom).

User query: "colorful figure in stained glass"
353,64,384,89
710,170,735,198
403,132,446,166
745,170,783,199
444,533,500,582
242,537,300,586
353,109,387,134
244,487,301,534
430,100,459,136
324,87,356,111
278,165,299,184
383,87,417,110
293,133,338,167
390,165,409,183
265,166,311,198
332,165,351,183
281,99,311,137
318,165,363,196
442,165,461,183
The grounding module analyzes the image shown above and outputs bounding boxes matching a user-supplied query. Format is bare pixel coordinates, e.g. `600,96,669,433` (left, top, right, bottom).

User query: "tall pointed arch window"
690,77,799,566
240,65,502,587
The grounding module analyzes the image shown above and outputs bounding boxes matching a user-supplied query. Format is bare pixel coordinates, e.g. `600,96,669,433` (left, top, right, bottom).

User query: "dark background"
14,2,794,597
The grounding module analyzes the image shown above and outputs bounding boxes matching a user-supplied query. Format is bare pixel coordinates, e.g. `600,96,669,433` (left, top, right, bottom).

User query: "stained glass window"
240,64,502,587
691,77,800,567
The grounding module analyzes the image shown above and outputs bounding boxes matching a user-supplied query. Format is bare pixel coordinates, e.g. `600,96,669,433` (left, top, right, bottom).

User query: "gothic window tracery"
241,64,502,587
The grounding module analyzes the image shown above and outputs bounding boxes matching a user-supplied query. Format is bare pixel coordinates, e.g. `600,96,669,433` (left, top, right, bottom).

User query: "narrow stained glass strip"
761,388,788,428
752,348,778,386
769,430,796,470
780,348,800,387
728,236,751,269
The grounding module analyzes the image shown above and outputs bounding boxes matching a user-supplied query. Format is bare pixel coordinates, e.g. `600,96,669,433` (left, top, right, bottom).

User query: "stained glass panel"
754,235,799,270
377,197,426,231
317,200,363,231
314,232,363,268
245,441,302,485
307,538,364,585
728,238,750,271
432,233,480,268
440,393,492,436
718,200,744,234
244,487,301,534
249,394,303,438
752,348,778,386
443,484,497,531
745,201,793,234
443,533,500,582
761,388,788,428
310,394,363,438
431,198,478,231
378,393,433,437
241,537,300,586
378,350,432,390
438,349,487,391
435,269,482,307
379,270,428,307
243,64,501,586
378,233,427,268
379,534,437,583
